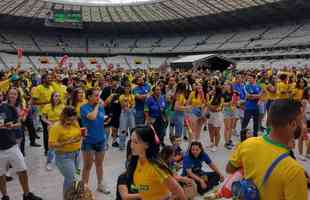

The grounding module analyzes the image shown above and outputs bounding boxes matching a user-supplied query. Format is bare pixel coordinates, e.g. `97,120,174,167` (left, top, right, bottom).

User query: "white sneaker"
97,183,111,194
299,155,307,162
206,143,214,149
46,163,53,171
211,146,217,152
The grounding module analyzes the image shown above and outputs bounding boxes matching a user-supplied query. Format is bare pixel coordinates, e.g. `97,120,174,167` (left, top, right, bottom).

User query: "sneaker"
23,192,42,200
224,143,232,150
5,176,13,182
228,140,234,147
206,143,214,149
97,183,111,194
46,163,53,171
1,195,10,200
299,155,307,162
211,146,217,152
112,141,119,147
30,142,41,147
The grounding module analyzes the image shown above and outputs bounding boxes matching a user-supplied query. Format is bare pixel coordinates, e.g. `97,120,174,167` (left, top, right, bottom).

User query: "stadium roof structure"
0,0,310,33
171,54,234,70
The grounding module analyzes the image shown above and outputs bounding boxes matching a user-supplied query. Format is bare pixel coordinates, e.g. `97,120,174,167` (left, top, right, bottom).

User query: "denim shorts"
191,107,203,118
223,107,235,119
81,141,105,152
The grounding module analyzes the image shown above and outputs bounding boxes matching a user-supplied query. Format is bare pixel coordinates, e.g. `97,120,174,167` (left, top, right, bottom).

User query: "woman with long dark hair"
222,82,235,150
70,87,86,126
127,125,186,200
182,141,224,195
173,82,190,141
207,85,224,152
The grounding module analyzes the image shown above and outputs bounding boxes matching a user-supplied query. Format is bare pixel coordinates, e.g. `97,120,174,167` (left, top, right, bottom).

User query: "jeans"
135,109,145,125
241,108,259,141
153,117,167,144
119,109,135,133
173,111,185,138
119,131,126,150
55,151,80,195
47,150,55,164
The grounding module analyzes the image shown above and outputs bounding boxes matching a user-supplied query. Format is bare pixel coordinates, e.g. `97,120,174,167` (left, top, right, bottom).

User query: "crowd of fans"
0,60,309,200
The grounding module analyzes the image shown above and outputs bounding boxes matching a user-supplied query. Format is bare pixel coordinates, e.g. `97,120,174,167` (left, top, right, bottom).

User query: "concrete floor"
4,127,310,200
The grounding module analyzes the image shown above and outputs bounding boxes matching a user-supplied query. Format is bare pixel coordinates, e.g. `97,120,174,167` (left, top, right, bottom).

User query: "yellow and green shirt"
133,159,170,200
229,135,308,200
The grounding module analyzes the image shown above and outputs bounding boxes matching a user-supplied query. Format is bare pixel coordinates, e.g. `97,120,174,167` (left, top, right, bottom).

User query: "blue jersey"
132,83,151,111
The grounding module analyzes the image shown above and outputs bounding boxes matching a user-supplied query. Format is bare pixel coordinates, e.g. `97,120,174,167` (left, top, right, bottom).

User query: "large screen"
53,10,81,23
45,9,83,29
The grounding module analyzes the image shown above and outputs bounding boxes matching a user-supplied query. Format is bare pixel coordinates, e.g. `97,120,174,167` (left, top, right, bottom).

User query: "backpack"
231,153,289,200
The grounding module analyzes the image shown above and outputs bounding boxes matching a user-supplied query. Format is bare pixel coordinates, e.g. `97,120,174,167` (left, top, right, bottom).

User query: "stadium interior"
0,0,310,69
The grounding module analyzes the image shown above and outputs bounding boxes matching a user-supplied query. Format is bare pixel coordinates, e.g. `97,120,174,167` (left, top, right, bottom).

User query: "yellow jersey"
174,94,186,111
276,81,289,99
49,121,81,153
265,84,277,101
51,82,67,104
31,84,54,113
0,79,10,93
260,83,269,101
188,91,204,107
119,94,135,109
42,103,65,122
292,88,304,101
133,159,170,200
229,135,308,200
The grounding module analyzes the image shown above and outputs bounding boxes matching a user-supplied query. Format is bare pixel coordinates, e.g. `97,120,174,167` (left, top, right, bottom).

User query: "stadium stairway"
171,36,186,51
216,32,238,50
274,23,304,47
0,54,8,69
26,56,37,70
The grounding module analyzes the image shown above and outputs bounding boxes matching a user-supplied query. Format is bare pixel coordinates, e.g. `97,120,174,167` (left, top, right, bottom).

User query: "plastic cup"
80,127,87,137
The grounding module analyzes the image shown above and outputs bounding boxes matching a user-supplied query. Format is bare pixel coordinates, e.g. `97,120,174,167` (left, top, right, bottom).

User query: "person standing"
31,74,55,155
187,81,206,141
41,92,65,171
80,88,110,194
118,83,135,151
132,77,151,125
226,99,308,200
145,85,167,146
240,74,261,141
0,100,42,200
49,106,82,197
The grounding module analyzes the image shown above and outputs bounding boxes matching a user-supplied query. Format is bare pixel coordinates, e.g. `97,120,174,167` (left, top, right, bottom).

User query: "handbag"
231,153,289,200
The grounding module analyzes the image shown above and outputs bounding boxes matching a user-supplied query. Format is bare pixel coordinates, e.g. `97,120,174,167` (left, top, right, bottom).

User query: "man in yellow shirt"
31,74,55,155
226,99,308,200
